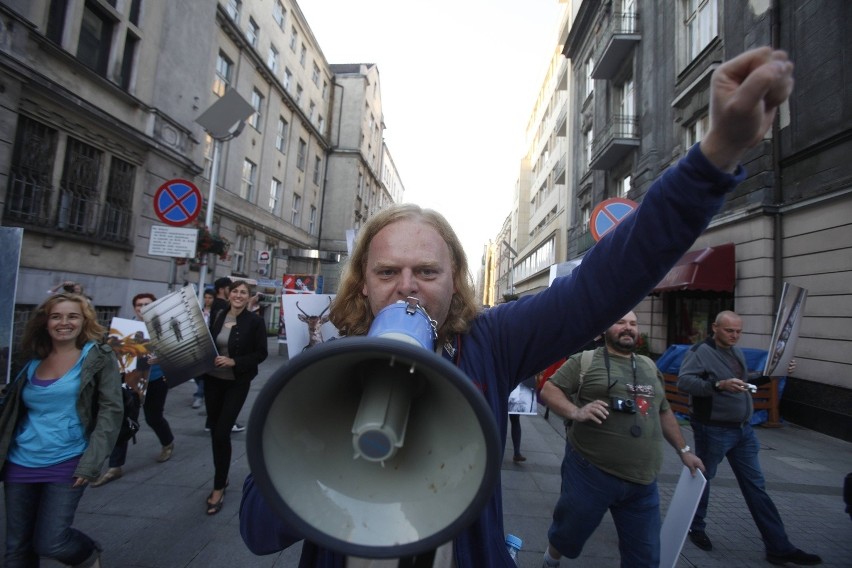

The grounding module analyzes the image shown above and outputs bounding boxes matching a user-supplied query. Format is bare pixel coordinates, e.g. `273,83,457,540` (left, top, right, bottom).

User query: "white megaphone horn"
246,297,501,559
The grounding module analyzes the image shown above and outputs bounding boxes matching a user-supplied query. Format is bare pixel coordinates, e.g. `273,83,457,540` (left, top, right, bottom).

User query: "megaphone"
247,298,501,559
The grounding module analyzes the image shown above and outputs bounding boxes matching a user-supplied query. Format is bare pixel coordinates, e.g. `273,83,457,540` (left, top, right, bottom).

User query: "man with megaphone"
239,46,794,567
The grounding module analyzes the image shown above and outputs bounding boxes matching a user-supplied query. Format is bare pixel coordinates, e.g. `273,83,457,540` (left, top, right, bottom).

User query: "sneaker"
157,442,174,463
192,397,203,409
766,549,822,566
231,423,246,433
513,454,527,463
688,529,712,551
91,467,122,487
204,426,211,432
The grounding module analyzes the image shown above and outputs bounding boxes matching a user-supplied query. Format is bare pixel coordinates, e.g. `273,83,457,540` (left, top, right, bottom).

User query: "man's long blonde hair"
329,204,480,345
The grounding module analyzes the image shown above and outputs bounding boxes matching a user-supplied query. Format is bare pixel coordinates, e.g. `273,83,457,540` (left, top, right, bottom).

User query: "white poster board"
660,467,707,568
763,283,808,377
282,294,340,358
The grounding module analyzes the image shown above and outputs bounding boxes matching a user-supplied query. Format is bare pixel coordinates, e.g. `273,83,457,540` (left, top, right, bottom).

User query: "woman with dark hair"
203,280,267,515
0,293,122,567
92,292,176,487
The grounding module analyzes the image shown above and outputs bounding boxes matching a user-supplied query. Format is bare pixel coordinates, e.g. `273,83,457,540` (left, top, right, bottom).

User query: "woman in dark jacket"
203,280,267,515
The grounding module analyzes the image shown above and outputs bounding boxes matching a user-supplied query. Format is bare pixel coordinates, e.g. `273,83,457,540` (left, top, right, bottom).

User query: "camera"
63,283,76,292
610,397,636,414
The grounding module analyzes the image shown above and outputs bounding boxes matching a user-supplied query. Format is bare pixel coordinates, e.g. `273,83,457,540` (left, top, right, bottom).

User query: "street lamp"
194,89,254,302
501,240,518,297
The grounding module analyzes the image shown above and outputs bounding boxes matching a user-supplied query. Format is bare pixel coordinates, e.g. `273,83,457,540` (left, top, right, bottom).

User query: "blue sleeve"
239,473,303,555
476,143,744,385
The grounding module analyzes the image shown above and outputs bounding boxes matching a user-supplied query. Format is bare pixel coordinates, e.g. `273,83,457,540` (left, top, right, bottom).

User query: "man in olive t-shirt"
539,311,704,567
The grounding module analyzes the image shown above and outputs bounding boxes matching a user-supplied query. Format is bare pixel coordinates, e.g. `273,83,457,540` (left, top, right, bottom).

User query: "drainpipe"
770,0,783,310
316,80,344,263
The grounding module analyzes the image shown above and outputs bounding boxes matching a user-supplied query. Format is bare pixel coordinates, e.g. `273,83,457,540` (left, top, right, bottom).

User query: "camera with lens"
610,397,636,414
63,283,76,292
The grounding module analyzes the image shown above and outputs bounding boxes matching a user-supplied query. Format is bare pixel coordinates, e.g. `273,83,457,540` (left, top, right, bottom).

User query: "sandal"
206,490,225,515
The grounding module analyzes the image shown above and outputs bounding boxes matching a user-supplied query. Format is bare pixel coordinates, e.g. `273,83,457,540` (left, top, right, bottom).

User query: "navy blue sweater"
239,144,744,567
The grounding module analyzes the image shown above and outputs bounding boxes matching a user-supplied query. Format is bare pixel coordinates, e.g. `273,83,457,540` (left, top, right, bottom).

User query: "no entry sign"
153,179,203,227
590,197,638,241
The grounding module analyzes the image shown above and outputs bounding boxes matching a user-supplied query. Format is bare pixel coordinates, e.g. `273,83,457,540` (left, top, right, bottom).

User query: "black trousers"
204,374,252,490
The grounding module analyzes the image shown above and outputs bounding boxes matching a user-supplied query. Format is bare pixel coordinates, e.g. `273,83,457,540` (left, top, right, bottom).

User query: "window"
616,77,636,136
241,159,257,201
102,157,135,242
584,57,594,99
317,115,324,133
583,126,594,168
47,0,69,43
309,205,317,234
684,0,718,62
57,137,102,235
685,113,710,149
617,175,631,198
247,18,259,48
226,0,241,23
581,205,591,231
77,2,114,76
289,26,298,51
308,100,316,121
119,31,138,90
249,88,263,130
283,68,292,91
312,156,322,185
296,139,307,170
299,44,307,67
291,193,301,226
202,134,223,182
3,116,135,245
213,52,233,96
267,45,279,73
312,63,320,86
295,84,303,104
275,116,289,152
269,177,282,214
322,80,328,100
273,0,286,30
232,233,248,274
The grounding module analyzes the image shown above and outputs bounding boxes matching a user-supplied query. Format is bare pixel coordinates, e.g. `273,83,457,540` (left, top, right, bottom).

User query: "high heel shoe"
206,490,225,515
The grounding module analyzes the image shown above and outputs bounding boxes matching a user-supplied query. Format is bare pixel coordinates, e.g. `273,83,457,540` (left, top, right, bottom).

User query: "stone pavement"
2,337,849,567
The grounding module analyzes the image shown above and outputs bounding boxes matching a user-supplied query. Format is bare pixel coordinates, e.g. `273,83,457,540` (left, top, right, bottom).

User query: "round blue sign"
153,179,202,227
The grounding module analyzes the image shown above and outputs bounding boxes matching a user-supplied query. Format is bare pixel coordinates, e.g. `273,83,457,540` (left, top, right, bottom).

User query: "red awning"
652,243,735,293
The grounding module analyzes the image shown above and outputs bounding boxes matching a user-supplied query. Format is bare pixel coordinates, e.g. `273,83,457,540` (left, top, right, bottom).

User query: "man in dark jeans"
677,310,821,565
92,293,176,486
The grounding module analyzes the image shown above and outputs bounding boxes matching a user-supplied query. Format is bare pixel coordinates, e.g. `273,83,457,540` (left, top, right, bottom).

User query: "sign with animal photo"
282,294,339,359
108,318,152,373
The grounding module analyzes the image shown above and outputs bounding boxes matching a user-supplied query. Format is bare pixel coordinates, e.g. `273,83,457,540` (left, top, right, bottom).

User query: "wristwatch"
713,380,723,392
678,445,691,455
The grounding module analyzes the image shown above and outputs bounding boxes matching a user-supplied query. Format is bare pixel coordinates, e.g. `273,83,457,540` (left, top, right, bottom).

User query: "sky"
298,0,568,268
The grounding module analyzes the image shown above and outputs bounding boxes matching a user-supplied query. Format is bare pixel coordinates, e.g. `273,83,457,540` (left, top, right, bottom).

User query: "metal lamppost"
194,89,254,302
502,240,518,297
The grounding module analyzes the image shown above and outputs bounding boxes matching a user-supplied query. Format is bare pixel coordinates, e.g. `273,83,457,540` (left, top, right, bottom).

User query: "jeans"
508,414,522,456
4,481,100,567
690,421,796,556
548,442,661,567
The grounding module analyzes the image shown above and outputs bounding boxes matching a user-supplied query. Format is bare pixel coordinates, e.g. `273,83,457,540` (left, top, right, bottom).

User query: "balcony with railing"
4,173,133,244
592,12,641,80
590,114,640,171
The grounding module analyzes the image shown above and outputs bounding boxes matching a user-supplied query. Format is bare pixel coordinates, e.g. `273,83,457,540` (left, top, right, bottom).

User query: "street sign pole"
196,138,220,303
194,89,254,304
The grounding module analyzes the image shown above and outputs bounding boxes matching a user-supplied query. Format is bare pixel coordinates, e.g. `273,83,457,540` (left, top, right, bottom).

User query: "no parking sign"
590,198,638,241
153,179,203,227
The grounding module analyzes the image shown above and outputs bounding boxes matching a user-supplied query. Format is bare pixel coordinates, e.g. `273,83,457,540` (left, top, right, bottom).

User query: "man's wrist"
678,444,692,455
